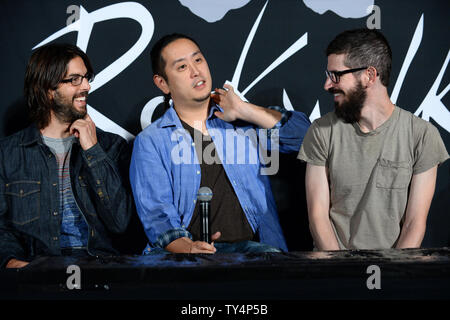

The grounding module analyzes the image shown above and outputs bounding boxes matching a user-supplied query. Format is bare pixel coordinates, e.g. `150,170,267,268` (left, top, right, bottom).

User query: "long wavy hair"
24,43,93,129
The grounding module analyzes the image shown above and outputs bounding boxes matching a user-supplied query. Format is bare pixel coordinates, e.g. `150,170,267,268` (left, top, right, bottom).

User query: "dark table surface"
1,247,449,300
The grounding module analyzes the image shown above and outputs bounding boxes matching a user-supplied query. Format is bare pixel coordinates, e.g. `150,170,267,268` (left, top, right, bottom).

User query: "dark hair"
24,43,93,129
150,33,201,109
326,28,392,87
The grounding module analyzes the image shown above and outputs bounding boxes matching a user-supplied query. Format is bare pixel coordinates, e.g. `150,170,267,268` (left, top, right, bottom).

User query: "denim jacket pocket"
5,180,41,225
376,159,412,189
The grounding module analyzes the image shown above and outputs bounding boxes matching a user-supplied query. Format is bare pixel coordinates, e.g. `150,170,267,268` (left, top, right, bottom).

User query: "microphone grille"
197,186,213,201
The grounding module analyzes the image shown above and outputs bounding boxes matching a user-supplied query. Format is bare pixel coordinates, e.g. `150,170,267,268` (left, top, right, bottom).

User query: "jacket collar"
19,123,81,147
19,124,42,147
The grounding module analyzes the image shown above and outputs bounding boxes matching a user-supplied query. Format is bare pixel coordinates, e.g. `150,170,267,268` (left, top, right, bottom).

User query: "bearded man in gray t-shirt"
298,29,449,250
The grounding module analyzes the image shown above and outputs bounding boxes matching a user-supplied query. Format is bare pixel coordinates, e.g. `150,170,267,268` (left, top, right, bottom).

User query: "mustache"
73,91,89,99
328,88,344,95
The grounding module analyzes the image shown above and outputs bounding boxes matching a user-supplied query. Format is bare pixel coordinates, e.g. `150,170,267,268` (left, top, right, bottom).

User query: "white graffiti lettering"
34,2,449,139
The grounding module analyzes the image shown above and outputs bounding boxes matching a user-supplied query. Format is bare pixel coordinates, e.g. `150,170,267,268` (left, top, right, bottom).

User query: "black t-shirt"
180,120,255,243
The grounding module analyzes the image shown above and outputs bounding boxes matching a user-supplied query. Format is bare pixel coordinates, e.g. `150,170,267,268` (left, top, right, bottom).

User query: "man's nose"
190,64,200,77
324,76,334,91
80,76,91,91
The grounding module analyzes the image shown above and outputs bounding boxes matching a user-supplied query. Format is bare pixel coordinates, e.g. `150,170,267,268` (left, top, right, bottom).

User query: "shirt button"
196,171,200,175
191,142,195,146
193,200,196,203
53,211,58,216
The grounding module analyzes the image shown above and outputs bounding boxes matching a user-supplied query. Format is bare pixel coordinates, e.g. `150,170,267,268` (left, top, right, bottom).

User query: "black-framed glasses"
325,67,367,84
60,72,95,86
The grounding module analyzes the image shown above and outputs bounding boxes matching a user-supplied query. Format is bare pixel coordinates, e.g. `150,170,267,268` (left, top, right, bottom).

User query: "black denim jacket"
0,125,134,267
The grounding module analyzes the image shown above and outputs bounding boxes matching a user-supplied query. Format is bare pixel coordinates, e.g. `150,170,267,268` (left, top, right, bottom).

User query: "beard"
330,81,366,123
52,91,88,124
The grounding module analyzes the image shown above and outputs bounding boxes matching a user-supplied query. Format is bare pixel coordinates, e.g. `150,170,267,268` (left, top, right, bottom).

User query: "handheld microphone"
197,186,213,243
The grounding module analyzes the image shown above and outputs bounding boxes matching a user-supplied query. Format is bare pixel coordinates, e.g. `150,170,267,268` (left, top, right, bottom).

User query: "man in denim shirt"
130,34,310,254
0,44,134,268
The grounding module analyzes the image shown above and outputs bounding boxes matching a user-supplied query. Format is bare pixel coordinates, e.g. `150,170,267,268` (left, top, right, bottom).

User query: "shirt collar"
158,102,223,128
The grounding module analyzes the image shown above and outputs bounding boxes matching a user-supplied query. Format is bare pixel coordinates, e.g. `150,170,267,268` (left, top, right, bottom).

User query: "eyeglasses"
325,67,368,84
60,72,95,86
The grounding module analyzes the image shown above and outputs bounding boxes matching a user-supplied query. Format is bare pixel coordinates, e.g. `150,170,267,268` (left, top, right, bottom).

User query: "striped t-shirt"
42,135,88,249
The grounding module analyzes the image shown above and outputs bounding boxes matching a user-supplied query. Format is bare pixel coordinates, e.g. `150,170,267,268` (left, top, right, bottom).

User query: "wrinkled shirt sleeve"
267,106,311,153
129,134,192,248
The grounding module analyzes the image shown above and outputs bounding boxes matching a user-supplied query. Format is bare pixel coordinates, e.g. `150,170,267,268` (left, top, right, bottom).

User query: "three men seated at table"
1,29,448,268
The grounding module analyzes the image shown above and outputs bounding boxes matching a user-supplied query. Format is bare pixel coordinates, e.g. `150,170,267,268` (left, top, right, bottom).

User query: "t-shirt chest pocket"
376,158,412,189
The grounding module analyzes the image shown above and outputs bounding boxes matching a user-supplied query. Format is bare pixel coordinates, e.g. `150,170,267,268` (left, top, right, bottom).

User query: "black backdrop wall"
1,0,449,250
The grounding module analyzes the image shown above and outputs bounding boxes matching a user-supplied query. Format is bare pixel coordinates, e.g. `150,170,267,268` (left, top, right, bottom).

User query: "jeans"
143,240,281,255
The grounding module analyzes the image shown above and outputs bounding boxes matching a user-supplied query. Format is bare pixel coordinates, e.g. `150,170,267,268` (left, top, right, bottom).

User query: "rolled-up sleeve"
267,106,311,153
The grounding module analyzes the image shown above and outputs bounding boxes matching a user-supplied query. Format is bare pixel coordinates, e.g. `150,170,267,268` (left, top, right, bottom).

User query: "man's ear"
47,88,55,101
153,74,170,95
367,66,377,84
361,66,377,88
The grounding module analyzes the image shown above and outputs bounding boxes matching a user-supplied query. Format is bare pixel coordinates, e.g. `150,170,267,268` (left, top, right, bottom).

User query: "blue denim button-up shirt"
130,104,310,252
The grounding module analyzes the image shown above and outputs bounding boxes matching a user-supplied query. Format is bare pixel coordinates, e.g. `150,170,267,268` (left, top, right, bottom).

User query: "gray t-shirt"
42,135,88,249
298,106,449,249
